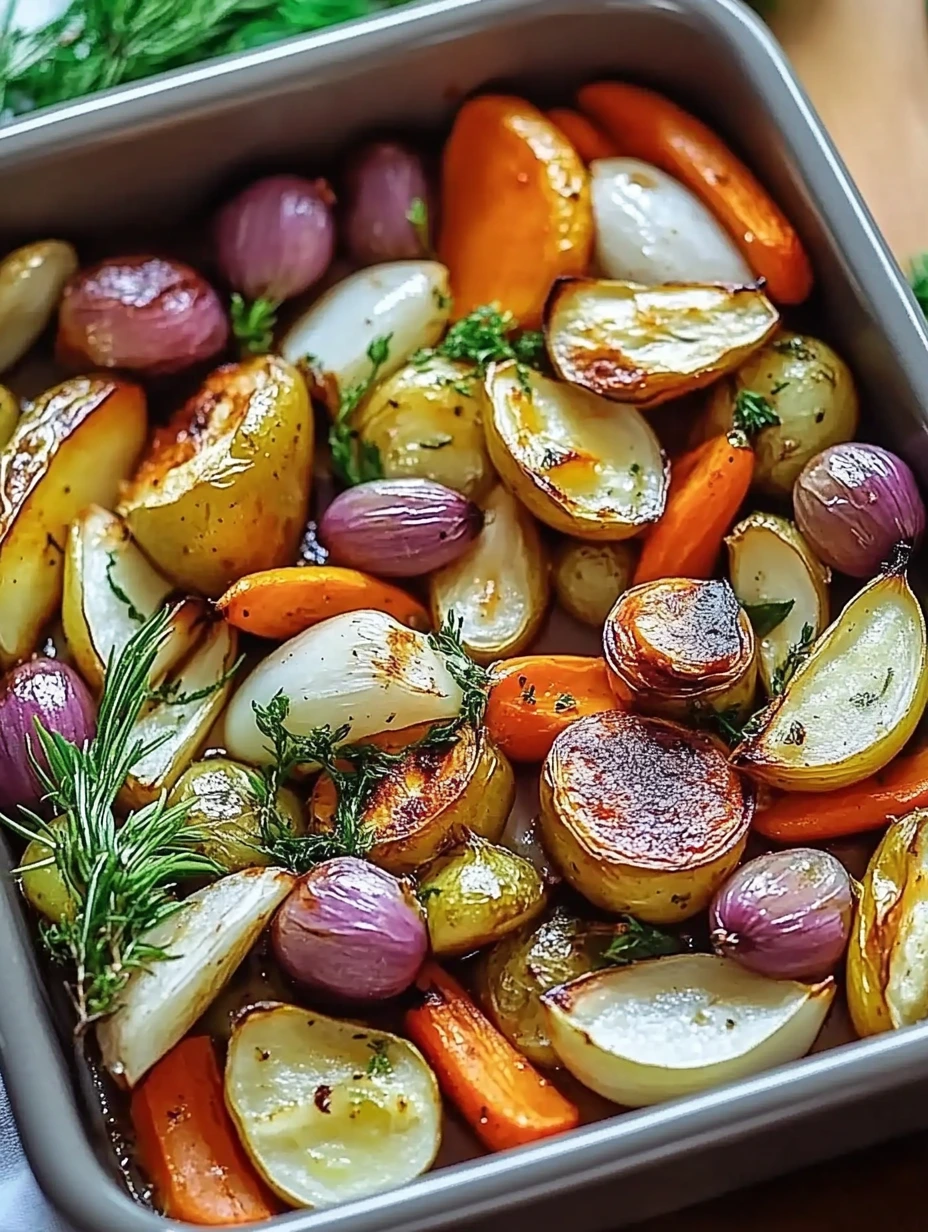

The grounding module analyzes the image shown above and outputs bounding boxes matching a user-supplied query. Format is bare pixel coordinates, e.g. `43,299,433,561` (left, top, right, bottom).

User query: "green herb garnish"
366,1038,393,1077
146,654,244,706
850,668,895,709
416,885,441,904
105,552,145,625
733,389,780,436
406,197,429,251
603,916,680,966
1,606,220,1031
414,304,546,392
329,334,391,486
771,622,815,695
743,599,794,639
554,693,577,713
230,294,278,355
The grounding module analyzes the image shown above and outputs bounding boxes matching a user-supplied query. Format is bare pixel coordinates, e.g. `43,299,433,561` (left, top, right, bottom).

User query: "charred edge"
883,540,914,577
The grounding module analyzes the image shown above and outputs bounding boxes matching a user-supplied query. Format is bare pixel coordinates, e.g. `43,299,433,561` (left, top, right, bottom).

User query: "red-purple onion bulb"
271,857,427,1001
342,142,431,265
793,442,926,577
710,848,853,981
215,175,336,303
0,660,96,813
319,478,484,577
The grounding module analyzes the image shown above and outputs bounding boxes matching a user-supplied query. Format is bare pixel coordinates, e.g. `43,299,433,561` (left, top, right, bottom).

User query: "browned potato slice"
544,277,779,408
540,709,752,922
603,577,757,720
0,376,147,668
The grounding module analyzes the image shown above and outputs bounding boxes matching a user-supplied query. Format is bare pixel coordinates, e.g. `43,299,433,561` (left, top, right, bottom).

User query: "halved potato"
483,362,667,539
542,955,834,1107
119,355,313,598
732,565,928,791
544,277,779,408
62,505,203,692
540,709,753,922
429,485,549,664
226,1005,441,1209
354,356,494,501
725,512,831,697
0,376,147,668
97,867,296,1088
121,617,240,809
417,833,546,955
280,261,452,407
311,723,515,874
552,539,636,627
603,577,757,719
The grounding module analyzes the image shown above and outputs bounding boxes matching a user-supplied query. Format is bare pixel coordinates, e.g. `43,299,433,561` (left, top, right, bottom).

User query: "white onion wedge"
590,158,751,284
280,261,451,405
97,867,295,1088
542,954,834,1107
226,1005,441,1209
224,609,463,767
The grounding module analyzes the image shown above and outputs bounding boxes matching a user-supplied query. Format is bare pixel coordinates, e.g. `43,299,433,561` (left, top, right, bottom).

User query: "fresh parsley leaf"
416,304,547,390
366,1038,393,1077
553,692,577,713
743,599,795,639
230,294,278,354
603,916,680,966
733,389,780,436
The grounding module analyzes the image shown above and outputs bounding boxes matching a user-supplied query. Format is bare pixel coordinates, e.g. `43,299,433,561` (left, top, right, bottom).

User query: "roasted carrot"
485,654,617,762
438,95,593,327
216,565,430,639
404,961,579,1151
547,108,618,163
577,81,813,304
130,1036,278,1226
755,745,928,843
633,432,753,584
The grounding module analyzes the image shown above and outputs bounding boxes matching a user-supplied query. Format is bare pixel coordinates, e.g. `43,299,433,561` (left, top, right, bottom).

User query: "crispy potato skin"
119,356,313,598
540,709,752,922
604,578,756,719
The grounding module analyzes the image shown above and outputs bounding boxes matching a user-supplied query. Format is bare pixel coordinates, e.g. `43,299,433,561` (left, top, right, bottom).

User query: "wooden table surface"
636,2,928,1227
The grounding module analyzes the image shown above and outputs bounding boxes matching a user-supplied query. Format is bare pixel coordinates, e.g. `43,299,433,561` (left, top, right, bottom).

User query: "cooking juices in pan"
0,82,926,1224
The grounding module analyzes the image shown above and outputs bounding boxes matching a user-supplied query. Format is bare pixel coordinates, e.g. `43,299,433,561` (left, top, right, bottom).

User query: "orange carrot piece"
547,108,618,163
577,81,813,304
216,566,430,639
633,432,753,584
405,962,579,1151
755,745,928,843
130,1036,278,1226
485,655,617,762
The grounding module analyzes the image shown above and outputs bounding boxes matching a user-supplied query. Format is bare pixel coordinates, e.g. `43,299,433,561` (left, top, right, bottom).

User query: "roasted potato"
354,356,494,501
20,821,73,925
552,539,636,627
169,758,304,873
0,376,147,669
119,355,313,598
417,834,546,955
544,277,779,407
0,240,78,374
430,485,549,664
0,384,18,449
540,709,753,922
604,577,757,720
700,333,859,496
483,363,668,539
312,723,515,874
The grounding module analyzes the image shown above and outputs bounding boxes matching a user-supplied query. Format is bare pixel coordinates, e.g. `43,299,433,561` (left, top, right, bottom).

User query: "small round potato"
553,539,636,627
540,710,753,922
20,824,74,925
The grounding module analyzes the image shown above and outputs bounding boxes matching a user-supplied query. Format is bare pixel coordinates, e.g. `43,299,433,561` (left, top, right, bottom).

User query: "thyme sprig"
733,388,780,437
1,606,220,1032
230,294,278,355
328,334,391,486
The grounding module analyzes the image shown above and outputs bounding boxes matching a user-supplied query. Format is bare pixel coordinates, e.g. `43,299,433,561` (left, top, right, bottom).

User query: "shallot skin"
343,142,431,265
710,848,853,981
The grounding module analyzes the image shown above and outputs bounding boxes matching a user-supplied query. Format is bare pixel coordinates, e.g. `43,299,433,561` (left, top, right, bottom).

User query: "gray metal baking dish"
5,0,928,1229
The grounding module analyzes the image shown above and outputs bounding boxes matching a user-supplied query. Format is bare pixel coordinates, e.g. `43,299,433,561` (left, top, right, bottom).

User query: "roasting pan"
4,1,928,1229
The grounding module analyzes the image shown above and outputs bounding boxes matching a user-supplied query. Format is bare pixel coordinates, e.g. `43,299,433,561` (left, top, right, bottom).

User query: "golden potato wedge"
540,709,752,922
119,355,313,598
552,539,636,627
311,723,515,875
354,356,494,501
544,277,779,408
604,577,757,720
429,485,549,664
483,362,668,539
0,376,147,669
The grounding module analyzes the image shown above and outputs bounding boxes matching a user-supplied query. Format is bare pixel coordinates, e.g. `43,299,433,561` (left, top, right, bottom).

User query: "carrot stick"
130,1036,278,1226
633,432,753,584
754,745,928,843
404,962,579,1151
486,654,617,762
577,81,813,304
216,565,430,639
547,108,618,163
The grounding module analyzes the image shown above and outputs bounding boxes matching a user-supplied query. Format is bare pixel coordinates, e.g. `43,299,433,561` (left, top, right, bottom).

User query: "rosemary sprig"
328,334,391,486
733,388,780,436
1,606,220,1032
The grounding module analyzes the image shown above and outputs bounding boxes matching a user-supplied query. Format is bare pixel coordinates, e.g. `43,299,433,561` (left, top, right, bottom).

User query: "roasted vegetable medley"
1,81,927,1225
